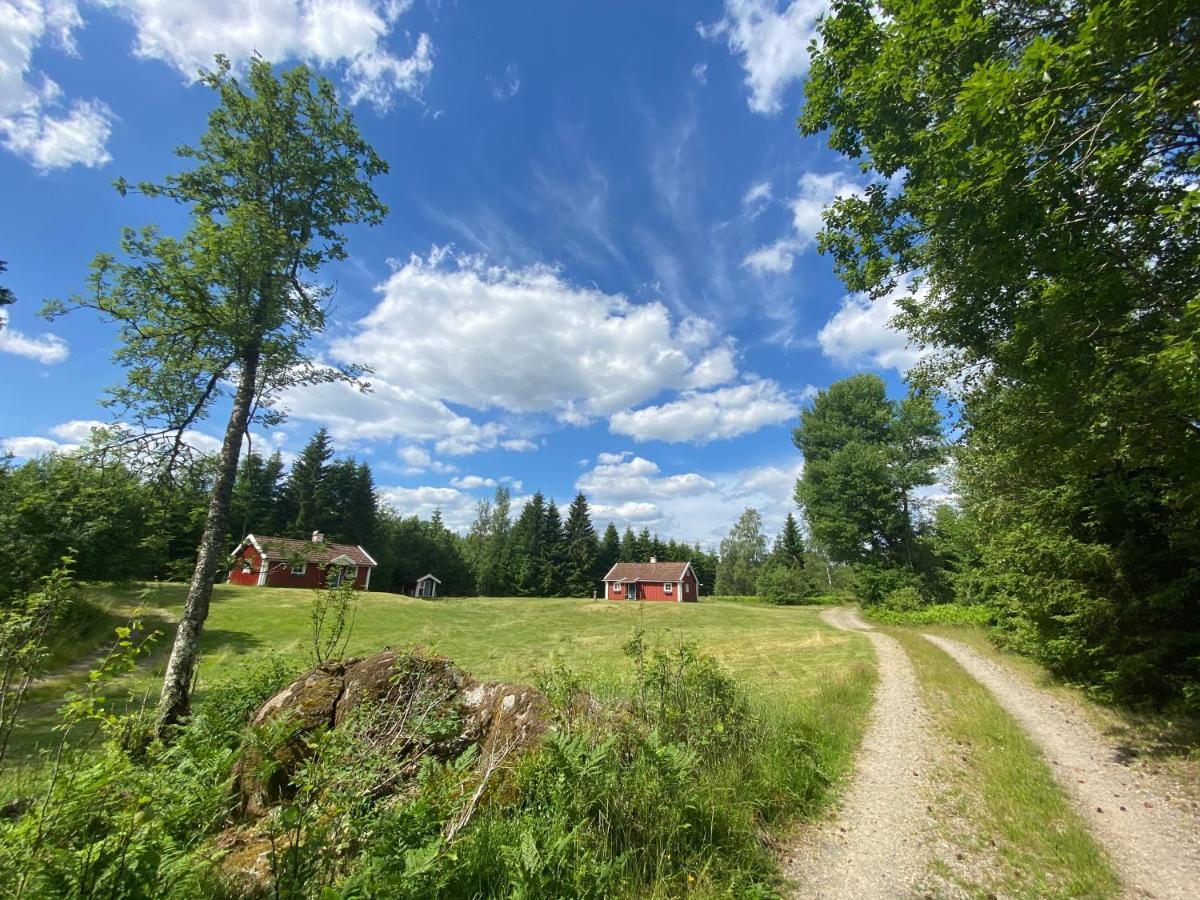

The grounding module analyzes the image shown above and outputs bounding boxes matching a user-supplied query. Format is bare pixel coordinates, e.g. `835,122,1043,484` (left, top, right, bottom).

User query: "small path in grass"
924,634,1200,900
785,607,936,899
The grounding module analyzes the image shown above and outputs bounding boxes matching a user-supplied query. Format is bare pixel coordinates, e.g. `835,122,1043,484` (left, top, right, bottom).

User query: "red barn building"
602,559,700,602
228,532,377,590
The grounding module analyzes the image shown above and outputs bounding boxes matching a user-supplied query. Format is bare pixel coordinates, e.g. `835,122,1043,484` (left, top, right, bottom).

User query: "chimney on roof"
312,531,324,544
649,556,657,563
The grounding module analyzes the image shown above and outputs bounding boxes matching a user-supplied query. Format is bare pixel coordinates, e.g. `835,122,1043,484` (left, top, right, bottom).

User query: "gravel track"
785,607,935,899
923,634,1200,900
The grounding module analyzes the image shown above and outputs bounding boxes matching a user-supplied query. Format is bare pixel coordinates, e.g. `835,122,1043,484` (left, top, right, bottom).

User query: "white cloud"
377,484,478,531
577,455,717,503
104,0,432,111
48,419,107,442
488,62,520,100
592,501,662,523
282,377,509,455
1,435,66,457
742,180,772,209
0,310,69,363
698,0,826,115
576,452,804,544
449,474,496,490
691,62,708,85
818,278,927,372
1,418,227,459
0,1,114,170
596,451,631,465
741,238,797,275
331,249,736,425
609,378,796,444
396,445,456,474
743,171,860,275
500,438,537,453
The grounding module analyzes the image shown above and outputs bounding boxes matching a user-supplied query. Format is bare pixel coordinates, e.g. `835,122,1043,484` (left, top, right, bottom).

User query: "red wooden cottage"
602,559,700,602
228,532,378,590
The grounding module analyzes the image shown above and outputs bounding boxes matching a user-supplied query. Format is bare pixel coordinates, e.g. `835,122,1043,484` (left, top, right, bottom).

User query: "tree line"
0,424,727,605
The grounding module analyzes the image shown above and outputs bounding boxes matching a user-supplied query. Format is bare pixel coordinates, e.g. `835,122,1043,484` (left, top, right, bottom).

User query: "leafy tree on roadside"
45,57,388,734
715,508,767,596
802,0,1199,703
793,374,943,573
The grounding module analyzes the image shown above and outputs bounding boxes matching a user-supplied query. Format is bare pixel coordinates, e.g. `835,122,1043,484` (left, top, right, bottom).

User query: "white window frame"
664,582,673,594
612,582,623,593
291,561,306,577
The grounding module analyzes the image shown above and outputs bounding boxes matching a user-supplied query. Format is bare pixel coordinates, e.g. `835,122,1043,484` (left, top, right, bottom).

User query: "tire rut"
923,634,1200,900
785,607,935,899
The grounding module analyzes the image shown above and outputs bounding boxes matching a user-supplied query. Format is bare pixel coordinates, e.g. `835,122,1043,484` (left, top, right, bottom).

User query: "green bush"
867,602,995,627
756,564,817,606
881,585,923,612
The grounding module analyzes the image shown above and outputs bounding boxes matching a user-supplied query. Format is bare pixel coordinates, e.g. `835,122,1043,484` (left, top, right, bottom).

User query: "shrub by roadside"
865,602,995,627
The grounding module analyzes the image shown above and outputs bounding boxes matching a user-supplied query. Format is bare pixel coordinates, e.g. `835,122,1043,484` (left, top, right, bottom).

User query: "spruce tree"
598,522,621,577
541,499,564,596
511,492,547,596
562,493,600,597
620,526,637,562
285,428,333,538
774,512,806,569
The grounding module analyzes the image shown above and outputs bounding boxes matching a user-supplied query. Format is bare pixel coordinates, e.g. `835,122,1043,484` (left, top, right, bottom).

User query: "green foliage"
283,428,334,538
0,259,16,309
794,374,944,572
0,623,875,899
310,575,359,665
756,564,818,606
0,558,77,768
562,493,600,597
865,603,995,628
803,0,1200,707
0,453,209,602
715,507,768,596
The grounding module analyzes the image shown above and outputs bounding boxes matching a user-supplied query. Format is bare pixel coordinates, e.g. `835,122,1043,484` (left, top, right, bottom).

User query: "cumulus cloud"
449,474,497,490
1,418,230,460
396,445,456,475
577,455,717,503
377,484,478,531
609,379,797,444
577,452,805,544
282,378,511,455
0,2,114,170
105,0,433,111
330,249,737,426
698,0,826,116
818,278,927,372
0,310,69,363
743,171,860,275
1,0,432,169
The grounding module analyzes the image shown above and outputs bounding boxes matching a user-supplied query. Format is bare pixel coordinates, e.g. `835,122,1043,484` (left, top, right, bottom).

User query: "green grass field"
9,583,874,762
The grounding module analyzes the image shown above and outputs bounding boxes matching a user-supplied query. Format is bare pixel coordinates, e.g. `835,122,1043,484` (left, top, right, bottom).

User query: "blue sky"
0,0,921,545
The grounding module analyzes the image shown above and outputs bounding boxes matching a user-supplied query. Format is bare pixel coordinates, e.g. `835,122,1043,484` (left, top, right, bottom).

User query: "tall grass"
0,631,873,898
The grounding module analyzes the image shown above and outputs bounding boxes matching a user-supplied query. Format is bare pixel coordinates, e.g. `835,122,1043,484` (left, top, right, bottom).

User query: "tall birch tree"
45,57,387,735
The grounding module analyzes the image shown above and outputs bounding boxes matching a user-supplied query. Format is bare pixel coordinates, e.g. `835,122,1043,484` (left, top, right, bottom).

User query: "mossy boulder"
234,649,548,818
